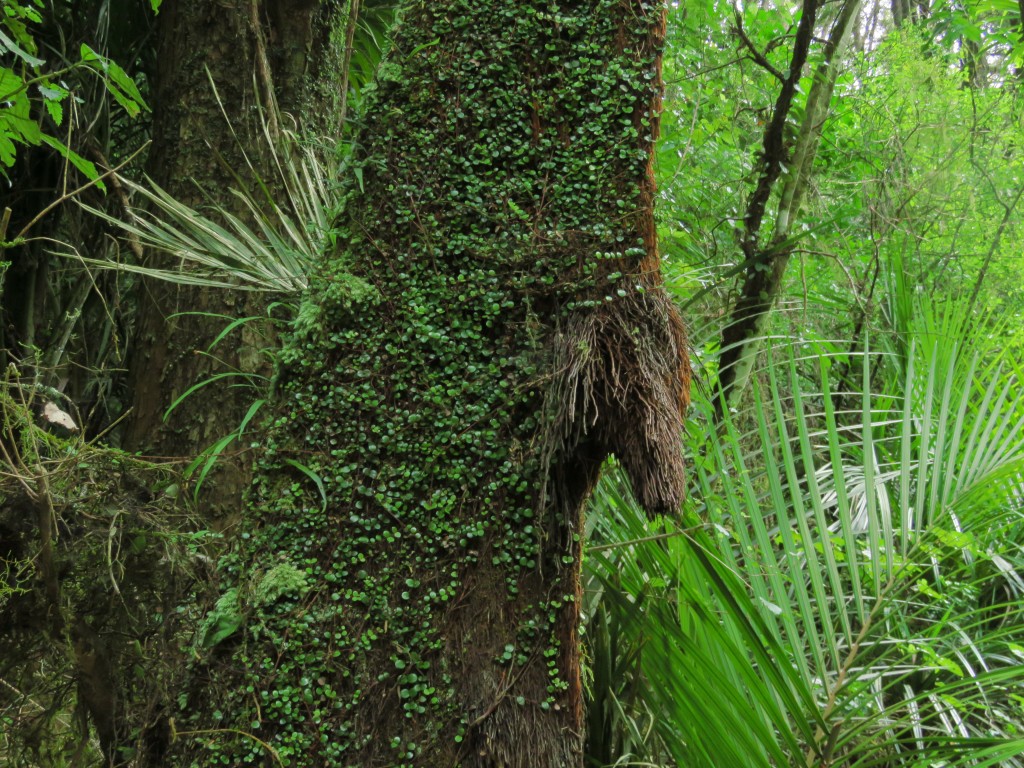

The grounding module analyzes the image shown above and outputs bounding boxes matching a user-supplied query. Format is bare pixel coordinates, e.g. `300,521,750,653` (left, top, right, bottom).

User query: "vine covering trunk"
164,1,689,765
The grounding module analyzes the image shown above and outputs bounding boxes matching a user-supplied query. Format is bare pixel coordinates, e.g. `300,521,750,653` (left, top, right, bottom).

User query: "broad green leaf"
39,134,105,191
0,28,44,67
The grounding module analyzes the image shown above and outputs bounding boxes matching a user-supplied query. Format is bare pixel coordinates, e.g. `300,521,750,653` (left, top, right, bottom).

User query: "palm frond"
586,331,1024,767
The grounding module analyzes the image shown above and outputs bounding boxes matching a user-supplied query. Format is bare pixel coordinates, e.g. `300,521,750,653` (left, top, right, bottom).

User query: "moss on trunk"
170,1,688,765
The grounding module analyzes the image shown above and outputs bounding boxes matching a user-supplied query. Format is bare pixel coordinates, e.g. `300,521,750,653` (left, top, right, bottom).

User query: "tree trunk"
716,0,861,416
712,0,820,414
164,1,689,766
892,0,910,27
124,0,339,519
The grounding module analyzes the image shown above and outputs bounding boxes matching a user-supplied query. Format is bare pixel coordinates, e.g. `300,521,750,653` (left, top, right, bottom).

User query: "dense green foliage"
0,0,147,186
581,2,1024,767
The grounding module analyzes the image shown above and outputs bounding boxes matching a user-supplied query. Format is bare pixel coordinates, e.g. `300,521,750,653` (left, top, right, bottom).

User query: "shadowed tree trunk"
162,0,689,765
892,0,911,27
124,0,343,518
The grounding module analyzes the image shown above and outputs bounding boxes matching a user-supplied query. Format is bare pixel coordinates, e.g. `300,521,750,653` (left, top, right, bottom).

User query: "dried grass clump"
545,286,690,518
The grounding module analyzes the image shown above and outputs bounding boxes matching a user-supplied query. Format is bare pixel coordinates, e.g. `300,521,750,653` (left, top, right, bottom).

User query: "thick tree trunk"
124,0,339,518
164,1,688,766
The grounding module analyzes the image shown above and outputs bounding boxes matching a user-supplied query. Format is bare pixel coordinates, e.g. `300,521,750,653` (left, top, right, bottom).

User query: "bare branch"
733,8,786,82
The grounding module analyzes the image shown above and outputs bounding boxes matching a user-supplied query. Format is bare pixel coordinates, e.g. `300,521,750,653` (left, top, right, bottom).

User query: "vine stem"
339,0,362,133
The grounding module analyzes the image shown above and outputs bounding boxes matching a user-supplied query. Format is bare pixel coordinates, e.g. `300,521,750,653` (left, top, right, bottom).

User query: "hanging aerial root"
545,286,690,518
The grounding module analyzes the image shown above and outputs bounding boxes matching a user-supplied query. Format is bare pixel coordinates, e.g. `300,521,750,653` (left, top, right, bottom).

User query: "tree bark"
164,1,689,766
124,0,340,519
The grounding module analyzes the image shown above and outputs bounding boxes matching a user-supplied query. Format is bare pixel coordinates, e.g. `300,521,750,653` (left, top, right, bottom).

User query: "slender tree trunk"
712,0,820,414
163,1,689,766
124,0,339,519
716,0,861,416
892,0,910,27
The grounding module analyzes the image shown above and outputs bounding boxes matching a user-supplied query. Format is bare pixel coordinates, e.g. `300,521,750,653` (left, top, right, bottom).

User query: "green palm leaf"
585,328,1024,767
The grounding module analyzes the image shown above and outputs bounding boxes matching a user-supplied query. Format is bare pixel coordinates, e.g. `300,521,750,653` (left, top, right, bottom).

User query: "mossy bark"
167,2,688,766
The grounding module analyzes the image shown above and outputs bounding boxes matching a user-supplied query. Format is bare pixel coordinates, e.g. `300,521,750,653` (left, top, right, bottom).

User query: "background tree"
123,0,350,518
715,0,863,412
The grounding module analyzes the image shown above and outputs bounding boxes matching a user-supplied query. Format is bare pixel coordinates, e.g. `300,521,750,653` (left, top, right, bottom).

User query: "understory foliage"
581,2,1024,766
1,0,158,444
586,318,1024,766
0,379,199,767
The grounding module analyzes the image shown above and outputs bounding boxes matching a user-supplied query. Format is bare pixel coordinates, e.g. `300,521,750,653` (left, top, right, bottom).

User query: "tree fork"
716,0,861,417
713,0,819,419
163,1,688,766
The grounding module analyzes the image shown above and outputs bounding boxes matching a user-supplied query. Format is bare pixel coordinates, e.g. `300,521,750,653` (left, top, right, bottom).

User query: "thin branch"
12,142,151,243
966,180,1024,314
88,146,144,260
733,8,786,82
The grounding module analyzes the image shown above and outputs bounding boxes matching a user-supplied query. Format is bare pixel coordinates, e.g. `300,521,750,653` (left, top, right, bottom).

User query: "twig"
88,146,144,259
170,724,283,767
733,8,785,82
0,206,12,243
13,142,151,243
0,676,73,728
87,407,133,445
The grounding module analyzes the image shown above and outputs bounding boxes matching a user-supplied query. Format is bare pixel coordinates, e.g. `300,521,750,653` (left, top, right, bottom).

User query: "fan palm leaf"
585,328,1024,767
